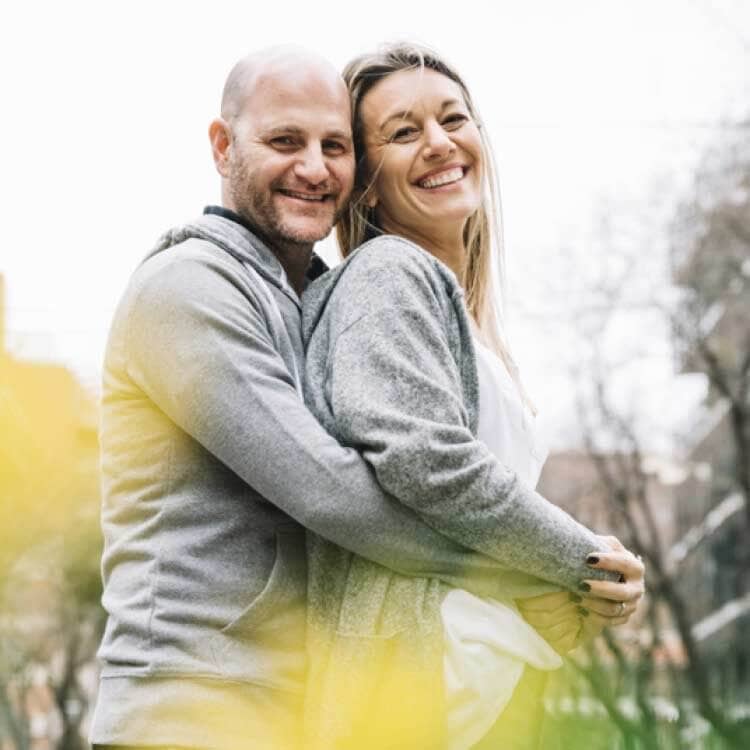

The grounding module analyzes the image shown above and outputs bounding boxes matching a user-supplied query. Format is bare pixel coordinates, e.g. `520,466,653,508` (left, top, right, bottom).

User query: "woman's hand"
516,591,583,655
578,535,646,628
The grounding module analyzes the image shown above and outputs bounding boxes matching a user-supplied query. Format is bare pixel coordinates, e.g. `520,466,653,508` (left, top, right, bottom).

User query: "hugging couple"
90,43,645,750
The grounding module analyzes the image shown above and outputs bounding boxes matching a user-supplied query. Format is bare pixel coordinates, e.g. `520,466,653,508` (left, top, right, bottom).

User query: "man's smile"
276,188,333,203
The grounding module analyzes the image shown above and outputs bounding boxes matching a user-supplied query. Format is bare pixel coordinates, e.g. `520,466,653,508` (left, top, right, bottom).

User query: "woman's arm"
321,239,618,592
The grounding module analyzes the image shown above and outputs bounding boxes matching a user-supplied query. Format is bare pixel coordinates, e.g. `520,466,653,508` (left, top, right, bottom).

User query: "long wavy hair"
337,42,536,413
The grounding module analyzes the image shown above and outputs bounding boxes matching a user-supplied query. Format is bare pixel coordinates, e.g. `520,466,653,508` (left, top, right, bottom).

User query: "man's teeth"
419,168,464,189
284,191,326,201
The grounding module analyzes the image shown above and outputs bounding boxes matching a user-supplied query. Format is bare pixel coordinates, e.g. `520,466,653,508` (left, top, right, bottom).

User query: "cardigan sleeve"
326,244,616,592
122,250,543,596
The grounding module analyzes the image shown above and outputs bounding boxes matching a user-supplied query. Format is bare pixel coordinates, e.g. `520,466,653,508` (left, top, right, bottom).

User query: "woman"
301,43,644,750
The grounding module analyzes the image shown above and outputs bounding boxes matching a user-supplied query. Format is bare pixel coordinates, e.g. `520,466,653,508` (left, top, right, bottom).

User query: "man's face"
224,68,355,249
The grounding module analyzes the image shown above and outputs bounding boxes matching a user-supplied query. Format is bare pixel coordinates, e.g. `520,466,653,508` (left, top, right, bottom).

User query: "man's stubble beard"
228,150,342,252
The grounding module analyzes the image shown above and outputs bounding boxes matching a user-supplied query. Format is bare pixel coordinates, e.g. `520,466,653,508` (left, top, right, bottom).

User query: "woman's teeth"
419,167,464,189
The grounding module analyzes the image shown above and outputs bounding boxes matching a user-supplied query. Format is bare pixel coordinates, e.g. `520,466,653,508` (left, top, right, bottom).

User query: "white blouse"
441,334,560,750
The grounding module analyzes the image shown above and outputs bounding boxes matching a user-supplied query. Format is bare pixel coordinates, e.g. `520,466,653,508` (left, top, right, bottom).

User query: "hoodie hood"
144,213,295,296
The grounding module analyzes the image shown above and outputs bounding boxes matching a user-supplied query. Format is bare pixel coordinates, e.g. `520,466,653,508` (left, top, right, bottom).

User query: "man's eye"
323,140,347,155
271,136,297,148
391,126,418,142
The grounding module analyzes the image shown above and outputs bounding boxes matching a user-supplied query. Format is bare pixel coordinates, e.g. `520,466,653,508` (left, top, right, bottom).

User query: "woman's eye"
443,114,468,129
391,126,418,142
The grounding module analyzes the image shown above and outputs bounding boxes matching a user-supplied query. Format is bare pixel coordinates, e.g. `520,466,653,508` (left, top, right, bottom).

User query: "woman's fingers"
601,535,625,552
582,610,630,628
580,596,639,619
581,545,645,604
580,578,644,602
594,534,625,552
586,550,645,580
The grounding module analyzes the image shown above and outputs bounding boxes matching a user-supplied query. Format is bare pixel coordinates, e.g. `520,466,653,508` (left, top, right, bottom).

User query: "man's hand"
517,591,583,655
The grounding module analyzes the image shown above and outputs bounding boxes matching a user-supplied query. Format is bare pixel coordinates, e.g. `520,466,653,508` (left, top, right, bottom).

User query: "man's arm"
124,251,557,599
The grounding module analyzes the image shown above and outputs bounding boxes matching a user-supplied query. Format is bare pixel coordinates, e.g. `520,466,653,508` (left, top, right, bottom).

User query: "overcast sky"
2,0,748,449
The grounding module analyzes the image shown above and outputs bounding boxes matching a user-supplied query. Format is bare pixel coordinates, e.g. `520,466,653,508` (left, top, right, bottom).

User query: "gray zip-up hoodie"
301,235,616,748
91,214,548,748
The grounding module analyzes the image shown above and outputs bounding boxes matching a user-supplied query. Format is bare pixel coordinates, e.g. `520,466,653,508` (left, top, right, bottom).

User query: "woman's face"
360,67,483,243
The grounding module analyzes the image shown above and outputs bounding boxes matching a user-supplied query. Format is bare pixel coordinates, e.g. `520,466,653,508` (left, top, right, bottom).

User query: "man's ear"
209,118,232,177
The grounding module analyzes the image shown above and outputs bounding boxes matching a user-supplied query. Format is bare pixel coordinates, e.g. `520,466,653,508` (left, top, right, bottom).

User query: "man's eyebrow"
378,99,463,130
263,126,352,143
264,126,306,138
323,129,353,142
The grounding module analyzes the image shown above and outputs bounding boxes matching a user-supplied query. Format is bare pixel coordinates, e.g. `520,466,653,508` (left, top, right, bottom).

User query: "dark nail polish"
569,593,583,603
579,582,591,592
587,555,600,565
577,606,589,617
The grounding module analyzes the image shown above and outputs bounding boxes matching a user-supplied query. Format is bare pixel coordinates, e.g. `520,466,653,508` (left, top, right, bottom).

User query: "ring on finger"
617,602,625,616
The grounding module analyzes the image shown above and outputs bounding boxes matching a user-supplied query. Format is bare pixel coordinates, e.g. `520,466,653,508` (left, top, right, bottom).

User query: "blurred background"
1,1,749,747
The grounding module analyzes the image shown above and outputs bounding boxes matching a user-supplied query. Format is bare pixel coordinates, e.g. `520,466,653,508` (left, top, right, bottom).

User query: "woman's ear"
364,189,379,209
360,177,379,209
360,159,382,209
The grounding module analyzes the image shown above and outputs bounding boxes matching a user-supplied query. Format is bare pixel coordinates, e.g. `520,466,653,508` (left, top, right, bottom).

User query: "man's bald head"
221,46,346,123
208,46,355,270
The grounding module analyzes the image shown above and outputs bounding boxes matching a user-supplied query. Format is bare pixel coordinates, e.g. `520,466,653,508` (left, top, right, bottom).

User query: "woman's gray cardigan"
301,236,614,748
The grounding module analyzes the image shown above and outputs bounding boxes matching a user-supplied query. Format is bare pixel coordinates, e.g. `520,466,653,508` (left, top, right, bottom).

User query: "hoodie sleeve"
123,250,557,598
325,242,617,592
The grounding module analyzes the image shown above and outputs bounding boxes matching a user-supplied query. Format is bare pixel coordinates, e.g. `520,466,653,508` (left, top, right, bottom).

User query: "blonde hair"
337,42,537,413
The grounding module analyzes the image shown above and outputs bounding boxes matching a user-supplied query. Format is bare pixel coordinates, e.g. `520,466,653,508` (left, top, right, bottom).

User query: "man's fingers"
537,616,581,643
579,617,605,642
549,628,581,655
519,603,579,629
515,592,573,612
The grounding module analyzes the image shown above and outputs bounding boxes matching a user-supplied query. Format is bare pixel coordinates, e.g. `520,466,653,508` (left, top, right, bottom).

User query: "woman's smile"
415,164,470,190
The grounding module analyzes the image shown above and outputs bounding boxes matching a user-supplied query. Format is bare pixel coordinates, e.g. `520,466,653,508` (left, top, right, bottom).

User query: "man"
89,47,523,750
90,47,634,750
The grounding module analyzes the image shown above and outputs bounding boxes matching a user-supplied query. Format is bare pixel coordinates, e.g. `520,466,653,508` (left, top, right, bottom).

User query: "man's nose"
294,144,329,186
422,120,455,160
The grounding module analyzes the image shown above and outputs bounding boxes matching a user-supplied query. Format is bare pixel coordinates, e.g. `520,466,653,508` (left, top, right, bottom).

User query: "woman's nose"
422,121,455,159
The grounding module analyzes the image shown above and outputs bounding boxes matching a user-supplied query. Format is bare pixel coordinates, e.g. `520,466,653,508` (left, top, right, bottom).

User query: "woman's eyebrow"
378,99,464,130
379,110,412,130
